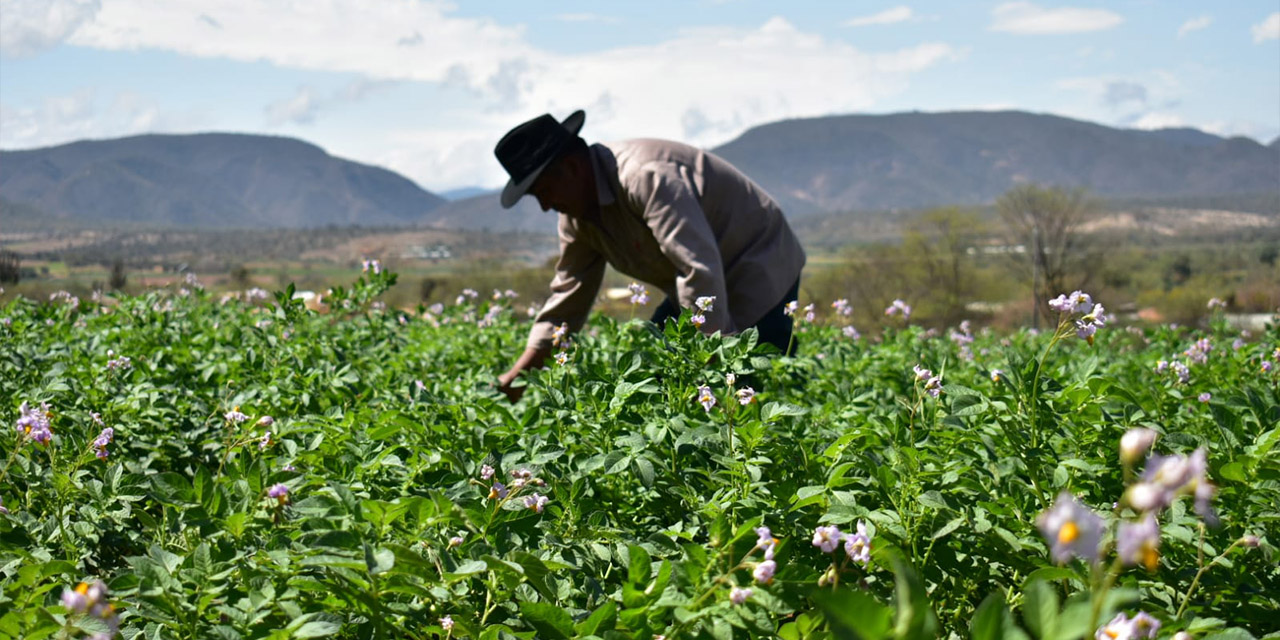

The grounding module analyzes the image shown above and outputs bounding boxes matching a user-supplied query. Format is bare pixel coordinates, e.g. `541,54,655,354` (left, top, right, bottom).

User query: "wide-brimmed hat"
494,110,585,209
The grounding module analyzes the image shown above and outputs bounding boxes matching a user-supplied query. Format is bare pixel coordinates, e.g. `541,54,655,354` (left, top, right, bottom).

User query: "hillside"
0,133,446,228
711,110,1280,215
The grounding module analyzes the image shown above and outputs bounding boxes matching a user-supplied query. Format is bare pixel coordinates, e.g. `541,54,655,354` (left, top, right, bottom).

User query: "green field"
1,269,1277,639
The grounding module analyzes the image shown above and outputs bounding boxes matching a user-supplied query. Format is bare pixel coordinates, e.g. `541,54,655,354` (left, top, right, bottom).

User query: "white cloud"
1130,112,1185,130
265,87,320,126
990,2,1122,35
0,0,102,57
844,6,913,28
264,79,394,126
10,5,960,190
1176,15,1211,38
0,89,207,148
1252,12,1280,43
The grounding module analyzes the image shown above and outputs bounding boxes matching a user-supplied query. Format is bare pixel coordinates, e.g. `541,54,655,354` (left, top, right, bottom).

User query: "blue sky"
2,1,1277,193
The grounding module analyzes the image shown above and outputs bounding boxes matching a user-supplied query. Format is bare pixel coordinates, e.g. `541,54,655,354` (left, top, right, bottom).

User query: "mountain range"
1,110,1276,232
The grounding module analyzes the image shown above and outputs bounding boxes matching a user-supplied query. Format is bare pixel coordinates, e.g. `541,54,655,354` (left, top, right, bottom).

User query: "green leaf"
576,601,618,636
293,621,342,638
1022,578,1059,639
761,402,807,422
970,592,1007,640
627,544,651,585
1218,461,1247,483
519,601,575,640
812,587,892,640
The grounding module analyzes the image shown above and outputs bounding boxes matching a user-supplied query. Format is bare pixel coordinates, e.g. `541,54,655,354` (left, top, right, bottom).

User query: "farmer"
493,109,806,402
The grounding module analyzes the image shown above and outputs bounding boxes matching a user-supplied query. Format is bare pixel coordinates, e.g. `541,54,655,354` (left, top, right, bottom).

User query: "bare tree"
996,185,1101,325
0,250,19,284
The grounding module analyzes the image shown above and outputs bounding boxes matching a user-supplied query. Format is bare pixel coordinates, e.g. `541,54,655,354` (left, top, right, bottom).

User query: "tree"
996,185,1101,325
0,250,18,285
109,258,128,291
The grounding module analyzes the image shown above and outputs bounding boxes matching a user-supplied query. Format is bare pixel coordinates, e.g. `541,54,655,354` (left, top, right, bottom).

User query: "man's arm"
496,346,551,402
497,216,605,402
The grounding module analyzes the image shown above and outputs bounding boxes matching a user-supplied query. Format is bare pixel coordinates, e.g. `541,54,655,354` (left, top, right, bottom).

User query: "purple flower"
736,387,756,405
752,559,776,584
695,296,716,313
1048,294,1073,313
842,325,860,339
1207,297,1226,310
1037,493,1104,564
1117,513,1160,571
267,483,289,504
1198,392,1211,403
729,586,752,605
257,415,275,427
912,365,933,381
523,493,549,513
488,482,508,500
1171,361,1190,384
92,427,114,459
480,464,495,480
802,304,815,323
1119,428,1158,466
628,282,649,306
831,299,852,316
923,375,943,398
440,615,454,631
224,407,249,424
755,526,773,549
697,385,716,412
783,301,798,316
690,314,706,328
990,369,1003,382
448,535,464,548
843,520,872,566
812,525,842,553
554,351,569,366
16,401,54,445
884,299,911,318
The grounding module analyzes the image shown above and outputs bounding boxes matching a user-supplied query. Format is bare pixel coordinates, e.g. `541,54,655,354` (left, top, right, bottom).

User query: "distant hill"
0,133,446,228
438,186,492,201
3,112,1276,232
711,111,1279,215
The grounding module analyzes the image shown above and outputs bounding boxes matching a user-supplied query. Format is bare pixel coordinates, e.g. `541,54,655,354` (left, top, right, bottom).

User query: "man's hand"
495,345,551,403
496,371,524,403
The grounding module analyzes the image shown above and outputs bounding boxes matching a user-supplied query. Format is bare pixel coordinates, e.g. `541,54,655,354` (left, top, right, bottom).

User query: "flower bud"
1120,428,1158,465
1240,535,1260,548
1172,632,1192,640
1123,482,1165,512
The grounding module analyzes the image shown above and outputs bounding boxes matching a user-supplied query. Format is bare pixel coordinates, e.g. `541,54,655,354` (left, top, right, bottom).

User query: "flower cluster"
15,401,54,445
1096,611,1160,639
61,580,120,639
1124,446,1217,525
1206,297,1226,310
455,288,479,305
492,289,518,300
751,525,779,585
831,298,852,317
628,282,649,306
551,322,570,348
691,296,715,328
224,406,249,424
912,365,944,398
361,259,383,275
884,299,911,319
950,320,976,360
783,301,799,318
1183,338,1212,365
1049,291,1107,343
842,325,861,340
105,351,132,371
92,427,114,460
811,520,874,586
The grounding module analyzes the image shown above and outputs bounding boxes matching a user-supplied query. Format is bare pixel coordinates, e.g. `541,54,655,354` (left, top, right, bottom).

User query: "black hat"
494,110,585,209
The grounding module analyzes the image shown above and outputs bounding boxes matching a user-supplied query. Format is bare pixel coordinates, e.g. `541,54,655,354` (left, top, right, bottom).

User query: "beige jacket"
526,139,806,351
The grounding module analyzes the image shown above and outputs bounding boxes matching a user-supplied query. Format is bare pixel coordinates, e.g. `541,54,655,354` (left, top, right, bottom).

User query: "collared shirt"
526,138,806,351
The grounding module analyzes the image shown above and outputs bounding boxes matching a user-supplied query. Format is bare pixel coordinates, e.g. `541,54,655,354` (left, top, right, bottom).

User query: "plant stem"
1176,525,1242,619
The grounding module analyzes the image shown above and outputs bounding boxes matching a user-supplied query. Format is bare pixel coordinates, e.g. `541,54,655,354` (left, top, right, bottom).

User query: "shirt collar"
588,143,617,208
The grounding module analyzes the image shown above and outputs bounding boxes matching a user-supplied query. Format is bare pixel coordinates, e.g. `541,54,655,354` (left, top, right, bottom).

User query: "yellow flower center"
1142,546,1159,572
1058,521,1079,544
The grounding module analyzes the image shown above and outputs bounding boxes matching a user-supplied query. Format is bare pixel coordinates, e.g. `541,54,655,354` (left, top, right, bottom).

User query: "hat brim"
500,110,585,209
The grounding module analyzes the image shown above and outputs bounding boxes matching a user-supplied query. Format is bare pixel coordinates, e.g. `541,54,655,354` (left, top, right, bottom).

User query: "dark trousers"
650,278,800,355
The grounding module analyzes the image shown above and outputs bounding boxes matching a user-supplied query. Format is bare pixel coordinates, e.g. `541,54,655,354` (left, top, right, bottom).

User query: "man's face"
529,154,593,219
